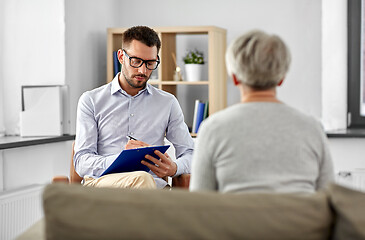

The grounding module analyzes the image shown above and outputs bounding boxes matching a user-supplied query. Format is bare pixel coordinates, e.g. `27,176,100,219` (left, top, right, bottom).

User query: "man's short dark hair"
122,26,161,53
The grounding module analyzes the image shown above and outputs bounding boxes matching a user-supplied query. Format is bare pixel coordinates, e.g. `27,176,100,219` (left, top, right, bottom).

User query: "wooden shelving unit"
106,26,227,128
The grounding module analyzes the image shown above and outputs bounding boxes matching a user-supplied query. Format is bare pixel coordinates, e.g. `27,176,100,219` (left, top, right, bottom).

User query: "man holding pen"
74,26,194,189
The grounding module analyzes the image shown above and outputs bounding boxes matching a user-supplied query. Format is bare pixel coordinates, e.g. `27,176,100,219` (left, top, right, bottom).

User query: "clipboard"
100,145,170,177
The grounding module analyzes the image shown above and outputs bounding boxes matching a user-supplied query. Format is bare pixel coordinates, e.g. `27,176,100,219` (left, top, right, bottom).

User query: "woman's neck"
240,86,281,103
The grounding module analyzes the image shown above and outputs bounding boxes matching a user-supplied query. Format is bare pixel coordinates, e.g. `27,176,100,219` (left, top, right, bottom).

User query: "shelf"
326,129,365,138
0,134,75,150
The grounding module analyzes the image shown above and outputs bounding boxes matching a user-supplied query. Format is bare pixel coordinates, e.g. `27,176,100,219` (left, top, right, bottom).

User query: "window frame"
348,0,365,128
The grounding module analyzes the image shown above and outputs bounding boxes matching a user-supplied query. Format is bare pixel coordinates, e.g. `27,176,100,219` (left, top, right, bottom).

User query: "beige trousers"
83,171,157,189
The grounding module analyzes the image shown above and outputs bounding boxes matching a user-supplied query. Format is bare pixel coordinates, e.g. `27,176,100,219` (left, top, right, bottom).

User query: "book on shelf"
203,101,209,120
195,101,205,133
113,51,121,77
191,100,209,134
191,100,200,133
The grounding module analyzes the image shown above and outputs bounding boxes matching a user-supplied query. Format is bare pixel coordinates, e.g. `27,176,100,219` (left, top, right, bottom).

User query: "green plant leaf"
183,49,205,64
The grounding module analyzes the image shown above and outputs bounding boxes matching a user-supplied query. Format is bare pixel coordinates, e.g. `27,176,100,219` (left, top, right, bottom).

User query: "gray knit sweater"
190,102,334,193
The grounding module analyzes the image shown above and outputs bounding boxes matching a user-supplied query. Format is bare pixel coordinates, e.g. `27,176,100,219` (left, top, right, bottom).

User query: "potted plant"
183,49,205,82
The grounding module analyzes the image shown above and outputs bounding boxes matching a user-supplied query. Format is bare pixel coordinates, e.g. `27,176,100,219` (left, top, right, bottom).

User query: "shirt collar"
110,74,122,95
110,73,153,96
145,83,153,95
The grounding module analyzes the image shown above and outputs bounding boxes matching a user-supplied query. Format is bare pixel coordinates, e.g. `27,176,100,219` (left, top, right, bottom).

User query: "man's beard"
122,66,151,89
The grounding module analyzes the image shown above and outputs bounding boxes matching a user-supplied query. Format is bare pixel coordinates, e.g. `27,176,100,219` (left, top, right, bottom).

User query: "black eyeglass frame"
122,49,160,70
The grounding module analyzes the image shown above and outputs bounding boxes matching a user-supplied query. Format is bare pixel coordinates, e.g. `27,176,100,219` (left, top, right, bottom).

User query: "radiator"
0,184,44,240
336,169,365,192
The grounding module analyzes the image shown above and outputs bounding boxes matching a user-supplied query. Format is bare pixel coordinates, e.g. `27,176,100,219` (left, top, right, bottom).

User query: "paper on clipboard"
100,145,170,177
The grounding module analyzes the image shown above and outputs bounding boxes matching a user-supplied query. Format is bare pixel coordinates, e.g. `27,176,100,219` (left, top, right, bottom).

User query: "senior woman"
189,30,334,193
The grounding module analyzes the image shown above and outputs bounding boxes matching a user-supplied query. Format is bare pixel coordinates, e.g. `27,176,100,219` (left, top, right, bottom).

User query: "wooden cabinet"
107,26,227,132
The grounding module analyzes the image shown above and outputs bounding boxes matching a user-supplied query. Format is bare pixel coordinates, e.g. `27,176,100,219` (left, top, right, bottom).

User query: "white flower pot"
185,64,204,82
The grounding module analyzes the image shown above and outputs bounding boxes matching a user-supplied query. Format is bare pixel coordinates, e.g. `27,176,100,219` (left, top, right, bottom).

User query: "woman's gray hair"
225,30,291,89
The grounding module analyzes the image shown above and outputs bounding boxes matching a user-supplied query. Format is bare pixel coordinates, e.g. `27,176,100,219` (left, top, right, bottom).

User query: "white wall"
0,0,5,136
1,0,121,135
329,138,365,172
322,0,348,131
2,0,65,135
117,0,323,121
1,141,73,191
65,0,121,134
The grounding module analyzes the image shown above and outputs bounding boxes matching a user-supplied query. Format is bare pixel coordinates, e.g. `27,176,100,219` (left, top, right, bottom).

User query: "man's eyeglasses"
122,49,160,70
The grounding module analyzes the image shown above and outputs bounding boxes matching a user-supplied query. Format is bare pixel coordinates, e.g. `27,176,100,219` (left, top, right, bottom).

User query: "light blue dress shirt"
74,74,194,188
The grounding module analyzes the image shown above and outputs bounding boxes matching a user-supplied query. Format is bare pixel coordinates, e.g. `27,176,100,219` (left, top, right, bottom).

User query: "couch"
17,183,365,240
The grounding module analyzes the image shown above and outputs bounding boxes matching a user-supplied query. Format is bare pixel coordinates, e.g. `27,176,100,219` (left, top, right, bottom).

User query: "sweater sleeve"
316,124,335,190
189,120,218,191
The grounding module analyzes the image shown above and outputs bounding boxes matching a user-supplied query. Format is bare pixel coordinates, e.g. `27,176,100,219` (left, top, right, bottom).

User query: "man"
190,30,334,193
74,26,194,189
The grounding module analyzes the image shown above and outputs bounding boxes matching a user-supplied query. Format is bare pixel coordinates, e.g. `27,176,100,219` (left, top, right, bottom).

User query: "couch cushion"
329,183,365,240
43,183,332,240
15,219,45,240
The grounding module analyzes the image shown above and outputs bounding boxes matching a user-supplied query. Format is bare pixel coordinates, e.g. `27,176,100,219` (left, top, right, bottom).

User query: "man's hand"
141,150,177,178
125,139,150,149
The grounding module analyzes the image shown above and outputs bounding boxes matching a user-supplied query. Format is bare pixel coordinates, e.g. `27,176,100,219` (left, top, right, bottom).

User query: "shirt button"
130,132,134,135
130,113,134,117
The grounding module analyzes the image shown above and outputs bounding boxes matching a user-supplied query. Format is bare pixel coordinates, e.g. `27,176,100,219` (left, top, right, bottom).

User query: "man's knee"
84,171,156,189
128,171,156,189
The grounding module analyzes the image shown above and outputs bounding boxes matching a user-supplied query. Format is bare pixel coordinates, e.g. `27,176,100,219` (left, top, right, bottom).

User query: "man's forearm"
74,152,117,178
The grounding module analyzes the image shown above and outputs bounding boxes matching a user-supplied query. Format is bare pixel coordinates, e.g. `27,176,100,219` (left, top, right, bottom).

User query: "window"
348,0,365,127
